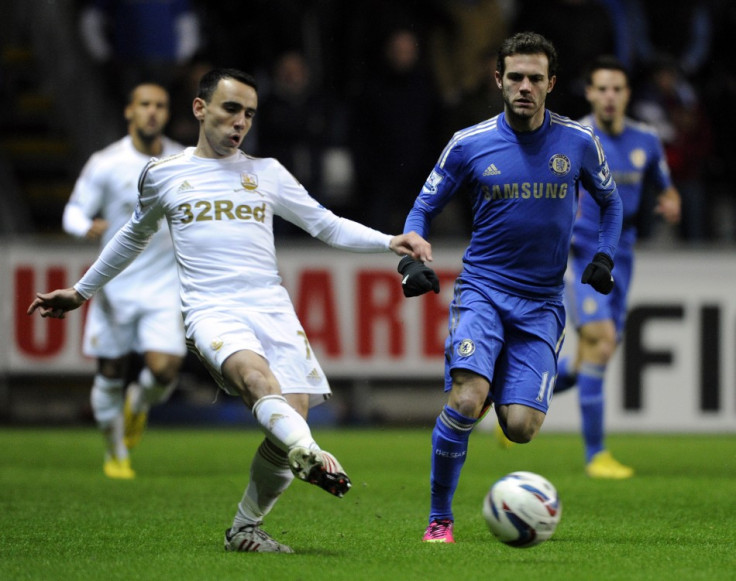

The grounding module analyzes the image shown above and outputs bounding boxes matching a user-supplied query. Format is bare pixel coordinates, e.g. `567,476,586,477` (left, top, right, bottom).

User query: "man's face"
126,84,170,140
194,78,258,158
586,69,630,125
496,53,555,124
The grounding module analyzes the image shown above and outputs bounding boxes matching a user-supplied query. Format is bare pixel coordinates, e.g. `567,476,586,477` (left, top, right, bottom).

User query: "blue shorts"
443,277,565,413
567,241,633,337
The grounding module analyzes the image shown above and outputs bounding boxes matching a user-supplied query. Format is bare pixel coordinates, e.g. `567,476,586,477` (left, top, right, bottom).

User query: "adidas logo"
307,368,322,382
178,180,194,192
483,163,501,176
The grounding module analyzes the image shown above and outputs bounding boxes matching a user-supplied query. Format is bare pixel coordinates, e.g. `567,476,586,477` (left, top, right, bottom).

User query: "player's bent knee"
151,369,178,386
452,396,485,419
503,407,545,443
145,354,183,384
581,322,617,365
598,339,616,364
585,340,616,367
243,369,266,388
97,357,127,379
449,372,491,418
505,423,537,444
241,369,282,402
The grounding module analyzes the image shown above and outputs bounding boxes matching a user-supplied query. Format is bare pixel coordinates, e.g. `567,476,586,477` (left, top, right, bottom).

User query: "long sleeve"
314,215,392,252
73,219,154,299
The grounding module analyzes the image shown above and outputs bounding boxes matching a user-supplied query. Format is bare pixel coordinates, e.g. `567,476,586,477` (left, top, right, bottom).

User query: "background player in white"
555,56,681,478
29,68,433,553
62,82,186,480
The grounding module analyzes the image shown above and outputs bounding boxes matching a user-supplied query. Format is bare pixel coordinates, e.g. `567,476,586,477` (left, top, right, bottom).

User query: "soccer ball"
482,471,562,548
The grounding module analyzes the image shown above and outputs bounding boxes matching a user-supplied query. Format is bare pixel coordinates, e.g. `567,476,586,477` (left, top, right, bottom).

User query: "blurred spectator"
349,27,443,233
428,0,512,108
256,51,337,236
595,0,638,71
701,0,736,240
511,0,616,119
632,57,713,241
437,48,504,236
166,59,214,147
257,52,329,190
193,0,303,82
333,1,441,99
78,0,201,114
445,48,505,132
627,0,712,83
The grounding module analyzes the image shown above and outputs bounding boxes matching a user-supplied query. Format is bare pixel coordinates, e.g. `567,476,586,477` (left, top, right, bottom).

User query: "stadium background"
2,0,735,433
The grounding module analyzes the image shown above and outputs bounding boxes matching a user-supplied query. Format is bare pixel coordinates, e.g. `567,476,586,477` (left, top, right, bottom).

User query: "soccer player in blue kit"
555,56,681,479
396,32,624,543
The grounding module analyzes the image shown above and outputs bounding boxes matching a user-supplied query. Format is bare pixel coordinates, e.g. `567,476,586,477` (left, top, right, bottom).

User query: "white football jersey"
65,135,184,310
75,148,392,331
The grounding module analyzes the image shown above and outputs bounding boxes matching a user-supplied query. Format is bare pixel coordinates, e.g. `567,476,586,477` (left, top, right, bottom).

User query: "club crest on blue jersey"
457,339,475,357
548,154,571,177
583,297,599,315
629,148,647,169
240,172,259,190
423,169,444,194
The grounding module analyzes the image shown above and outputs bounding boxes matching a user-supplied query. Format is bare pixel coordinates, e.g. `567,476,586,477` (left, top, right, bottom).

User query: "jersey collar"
498,110,550,144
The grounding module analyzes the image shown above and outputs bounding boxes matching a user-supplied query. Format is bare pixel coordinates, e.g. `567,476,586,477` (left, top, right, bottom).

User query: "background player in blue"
555,56,681,479
397,32,623,544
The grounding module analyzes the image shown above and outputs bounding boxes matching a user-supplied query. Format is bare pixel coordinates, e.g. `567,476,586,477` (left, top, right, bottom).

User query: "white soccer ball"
482,471,562,548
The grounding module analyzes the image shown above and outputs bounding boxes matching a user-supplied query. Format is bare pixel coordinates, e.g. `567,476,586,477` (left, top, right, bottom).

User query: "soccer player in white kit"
29,68,433,553
62,83,186,480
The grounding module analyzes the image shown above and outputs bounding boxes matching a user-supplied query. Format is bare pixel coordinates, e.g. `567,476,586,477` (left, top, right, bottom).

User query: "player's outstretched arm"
27,288,86,319
388,231,433,263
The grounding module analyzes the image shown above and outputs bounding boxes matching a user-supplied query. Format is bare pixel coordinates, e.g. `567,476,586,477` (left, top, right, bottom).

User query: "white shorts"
83,291,186,359
186,308,331,408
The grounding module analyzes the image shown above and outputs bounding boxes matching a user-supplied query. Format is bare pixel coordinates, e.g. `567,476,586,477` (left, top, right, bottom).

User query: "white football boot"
287,447,351,498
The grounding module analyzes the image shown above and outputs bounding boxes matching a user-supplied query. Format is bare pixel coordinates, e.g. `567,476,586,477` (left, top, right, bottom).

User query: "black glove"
398,256,440,297
581,252,614,295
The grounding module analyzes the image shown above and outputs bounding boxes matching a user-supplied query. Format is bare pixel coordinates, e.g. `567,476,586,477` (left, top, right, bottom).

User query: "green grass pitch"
1,428,735,580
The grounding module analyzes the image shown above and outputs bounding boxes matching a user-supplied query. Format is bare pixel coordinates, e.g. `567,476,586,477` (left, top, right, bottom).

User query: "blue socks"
554,356,577,394
428,405,476,523
578,362,606,463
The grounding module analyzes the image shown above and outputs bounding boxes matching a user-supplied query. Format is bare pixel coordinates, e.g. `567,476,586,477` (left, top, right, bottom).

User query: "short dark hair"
196,68,258,102
585,55,629,86
496,32,558,78
126,82,168,106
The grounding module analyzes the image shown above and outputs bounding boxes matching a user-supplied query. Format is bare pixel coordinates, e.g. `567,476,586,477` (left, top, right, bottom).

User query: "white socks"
232,394,318,530
232,439,294,529
90,374,124,424
90,374,126,459
251,394,317,452
129,367,177,414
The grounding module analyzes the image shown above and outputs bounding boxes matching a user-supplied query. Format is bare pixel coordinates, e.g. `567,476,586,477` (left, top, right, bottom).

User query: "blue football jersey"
573,115,671,251
404,110,622,298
